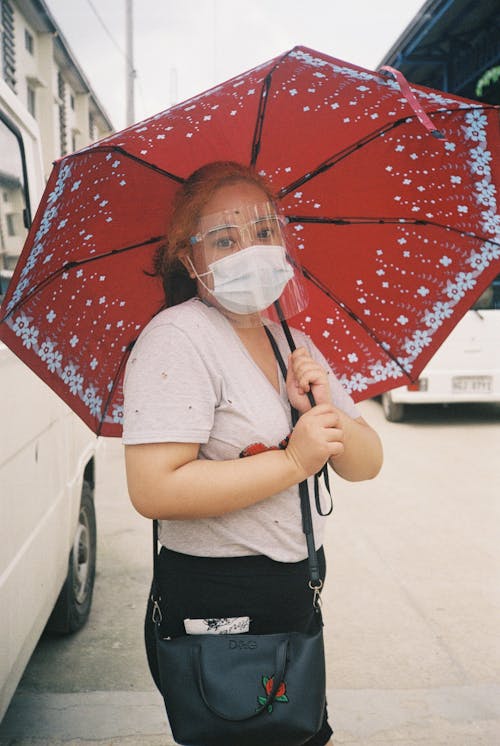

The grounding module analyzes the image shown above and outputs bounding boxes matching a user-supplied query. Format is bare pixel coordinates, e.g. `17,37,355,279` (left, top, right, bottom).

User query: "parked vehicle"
0,79,99,721
381,278,500,422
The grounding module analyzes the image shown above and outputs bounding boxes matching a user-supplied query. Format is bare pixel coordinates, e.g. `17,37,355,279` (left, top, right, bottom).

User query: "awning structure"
379,0,500,102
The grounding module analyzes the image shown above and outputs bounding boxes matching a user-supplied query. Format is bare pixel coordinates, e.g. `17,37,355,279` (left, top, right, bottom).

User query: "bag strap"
264,324,330,595
264,323,333,516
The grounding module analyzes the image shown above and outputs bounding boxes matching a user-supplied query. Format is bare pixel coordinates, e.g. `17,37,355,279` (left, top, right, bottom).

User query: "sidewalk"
2,684,499,744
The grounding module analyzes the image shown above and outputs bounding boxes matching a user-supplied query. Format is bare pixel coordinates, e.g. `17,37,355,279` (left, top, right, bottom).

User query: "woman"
123,161,383,746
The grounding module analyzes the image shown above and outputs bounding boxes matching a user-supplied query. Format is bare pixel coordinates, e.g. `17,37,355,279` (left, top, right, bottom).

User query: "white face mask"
191,244,294,314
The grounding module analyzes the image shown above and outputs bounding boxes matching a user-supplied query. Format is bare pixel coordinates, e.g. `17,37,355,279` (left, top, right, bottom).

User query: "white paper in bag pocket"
183,616,250,635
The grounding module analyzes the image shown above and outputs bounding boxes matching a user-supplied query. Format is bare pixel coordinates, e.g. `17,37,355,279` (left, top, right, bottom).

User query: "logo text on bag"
228,639,257,650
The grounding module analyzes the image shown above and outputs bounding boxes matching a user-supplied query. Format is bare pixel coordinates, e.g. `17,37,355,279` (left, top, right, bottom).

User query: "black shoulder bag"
152,325,330,746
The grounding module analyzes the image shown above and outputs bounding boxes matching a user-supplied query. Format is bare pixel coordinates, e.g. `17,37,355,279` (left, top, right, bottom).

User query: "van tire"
382,392,405,422
46,481,97,634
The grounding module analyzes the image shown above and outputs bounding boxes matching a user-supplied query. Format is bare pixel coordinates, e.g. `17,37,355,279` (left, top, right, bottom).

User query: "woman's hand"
285,403,345,479
286,348,332,414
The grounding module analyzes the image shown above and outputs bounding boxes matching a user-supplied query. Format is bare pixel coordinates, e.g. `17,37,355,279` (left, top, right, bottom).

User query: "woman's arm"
125,403,343,520
328,413,383,481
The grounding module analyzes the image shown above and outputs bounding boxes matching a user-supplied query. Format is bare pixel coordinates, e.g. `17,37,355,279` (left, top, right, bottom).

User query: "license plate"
452,376,493,393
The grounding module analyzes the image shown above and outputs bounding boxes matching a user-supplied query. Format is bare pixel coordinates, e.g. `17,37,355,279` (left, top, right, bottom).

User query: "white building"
1,0,113,178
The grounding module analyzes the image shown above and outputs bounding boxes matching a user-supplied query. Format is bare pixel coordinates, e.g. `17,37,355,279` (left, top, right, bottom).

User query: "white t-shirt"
122,298,359,562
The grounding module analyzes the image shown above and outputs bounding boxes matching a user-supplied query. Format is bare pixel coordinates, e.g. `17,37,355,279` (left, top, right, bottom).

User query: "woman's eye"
257,227,273,240
215,236,235,250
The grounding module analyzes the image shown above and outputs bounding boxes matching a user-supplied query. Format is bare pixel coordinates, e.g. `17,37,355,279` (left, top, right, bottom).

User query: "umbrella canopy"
1,46,499,436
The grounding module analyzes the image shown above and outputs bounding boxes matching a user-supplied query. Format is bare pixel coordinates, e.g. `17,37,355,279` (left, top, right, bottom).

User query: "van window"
472,275,500,311
0,117,29,299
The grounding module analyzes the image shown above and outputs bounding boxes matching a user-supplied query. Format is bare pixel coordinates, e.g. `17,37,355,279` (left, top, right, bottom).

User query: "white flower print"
62,363,84,395
462,111,487,142
423,301,454,330
348,373,369,393
12,314,39,349
475,179,496,208
83,385,103,418
481,210,500,235
445,272,476,302
385,360,405,380
467,251,490,272
112,404,124,424
404,330,432,356
369,361,388,381
38,339,63,372
483,241,500,262
469,146,492,176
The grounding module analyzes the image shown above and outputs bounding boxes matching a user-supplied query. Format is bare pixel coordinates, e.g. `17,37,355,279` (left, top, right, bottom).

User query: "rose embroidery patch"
257,675,289,713
239,434,290,459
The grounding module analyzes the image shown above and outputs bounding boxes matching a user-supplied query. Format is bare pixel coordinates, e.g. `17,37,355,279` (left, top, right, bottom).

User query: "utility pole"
125,0,135,125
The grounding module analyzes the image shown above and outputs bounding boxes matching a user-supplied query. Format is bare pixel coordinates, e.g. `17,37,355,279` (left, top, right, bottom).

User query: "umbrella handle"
274,300,315,409
379,65,446,140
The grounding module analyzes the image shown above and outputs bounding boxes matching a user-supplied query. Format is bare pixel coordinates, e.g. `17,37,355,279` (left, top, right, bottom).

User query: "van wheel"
382,392,405,422
46,481,97,634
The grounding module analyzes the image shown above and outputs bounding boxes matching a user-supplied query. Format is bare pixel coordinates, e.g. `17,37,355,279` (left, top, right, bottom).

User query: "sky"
44,0,427,132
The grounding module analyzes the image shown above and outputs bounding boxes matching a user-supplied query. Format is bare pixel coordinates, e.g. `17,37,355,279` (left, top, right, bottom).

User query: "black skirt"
145,546,333,746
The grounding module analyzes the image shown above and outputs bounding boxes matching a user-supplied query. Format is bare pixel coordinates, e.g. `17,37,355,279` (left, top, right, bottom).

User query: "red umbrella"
1,46,499,436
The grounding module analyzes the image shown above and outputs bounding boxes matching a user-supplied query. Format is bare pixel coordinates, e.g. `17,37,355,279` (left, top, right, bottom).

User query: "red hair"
154,161,276,307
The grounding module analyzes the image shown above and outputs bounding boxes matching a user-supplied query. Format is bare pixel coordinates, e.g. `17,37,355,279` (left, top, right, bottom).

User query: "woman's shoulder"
135,298,228,352
141,298,217,334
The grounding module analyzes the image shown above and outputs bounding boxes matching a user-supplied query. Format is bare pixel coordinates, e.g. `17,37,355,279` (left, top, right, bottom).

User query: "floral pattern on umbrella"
1,46,499,435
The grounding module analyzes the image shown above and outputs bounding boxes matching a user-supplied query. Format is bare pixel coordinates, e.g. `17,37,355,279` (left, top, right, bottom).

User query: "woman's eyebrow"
205,223,239,235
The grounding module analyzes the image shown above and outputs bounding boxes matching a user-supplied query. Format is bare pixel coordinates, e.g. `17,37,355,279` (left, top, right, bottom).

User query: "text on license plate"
452,376,493,393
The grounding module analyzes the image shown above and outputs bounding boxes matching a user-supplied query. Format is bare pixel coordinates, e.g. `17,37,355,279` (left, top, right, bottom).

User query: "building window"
24,28,34,54
0,116,30,296
6,213,16,236
1,0,16,92
58,70,67,156
70,93,75,110
88,111,95,140
27,83,35,116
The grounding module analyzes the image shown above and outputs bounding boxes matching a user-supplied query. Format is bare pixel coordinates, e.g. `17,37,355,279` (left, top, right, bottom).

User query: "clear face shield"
187,201,308,327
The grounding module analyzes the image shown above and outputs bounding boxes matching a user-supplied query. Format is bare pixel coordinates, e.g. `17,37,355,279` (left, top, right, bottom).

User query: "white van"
0,81,98,720
381,280,500,421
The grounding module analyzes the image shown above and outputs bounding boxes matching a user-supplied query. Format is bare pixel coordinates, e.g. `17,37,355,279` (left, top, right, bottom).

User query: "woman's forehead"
200,181,271,217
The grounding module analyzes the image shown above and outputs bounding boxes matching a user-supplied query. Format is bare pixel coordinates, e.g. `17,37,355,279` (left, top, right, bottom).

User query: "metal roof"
379,0,500,101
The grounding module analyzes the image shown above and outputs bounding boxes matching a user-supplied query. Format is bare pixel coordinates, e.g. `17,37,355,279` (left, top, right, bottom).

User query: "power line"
83,0,149,119
84,0,129,63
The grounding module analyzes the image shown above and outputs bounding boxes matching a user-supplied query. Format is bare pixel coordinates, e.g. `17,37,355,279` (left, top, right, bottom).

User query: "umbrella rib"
278,120,406,197
0,235,164,323
66,146,185,184
97,338,137,436
278,104,497,199
301,266,415,379
250,48,296,167
250,73,272,167
285,215,499,247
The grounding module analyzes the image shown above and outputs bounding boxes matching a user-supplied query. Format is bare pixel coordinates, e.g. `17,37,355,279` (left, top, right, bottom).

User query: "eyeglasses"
190,214,288,253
